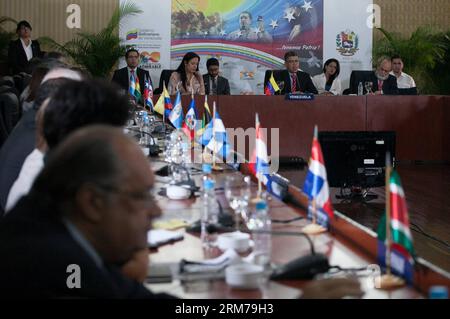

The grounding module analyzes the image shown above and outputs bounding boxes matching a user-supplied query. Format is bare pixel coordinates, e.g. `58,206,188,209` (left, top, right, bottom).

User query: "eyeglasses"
95,184,156,206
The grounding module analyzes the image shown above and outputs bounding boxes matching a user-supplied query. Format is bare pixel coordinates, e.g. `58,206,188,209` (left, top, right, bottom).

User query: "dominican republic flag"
377,170,415,284
264,72,280,96
182,97,198,141
143,75,154,111
168,91,183,129
198,102,229,160
302,125,334,228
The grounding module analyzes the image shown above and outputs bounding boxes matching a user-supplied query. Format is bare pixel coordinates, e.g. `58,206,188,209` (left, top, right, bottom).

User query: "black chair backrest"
0,93,20,143
0,76,14,87
347,70,374,94
155,69,176,94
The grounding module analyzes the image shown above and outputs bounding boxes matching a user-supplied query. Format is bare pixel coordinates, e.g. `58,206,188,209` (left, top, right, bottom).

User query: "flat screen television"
318,131,396,189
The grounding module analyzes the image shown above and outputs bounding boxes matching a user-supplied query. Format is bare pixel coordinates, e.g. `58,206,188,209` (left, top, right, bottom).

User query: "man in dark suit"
367,57,399,95
112,48,152,101
275,51,318,95
8,20,43,75
203,58,230,95
0,125,173,298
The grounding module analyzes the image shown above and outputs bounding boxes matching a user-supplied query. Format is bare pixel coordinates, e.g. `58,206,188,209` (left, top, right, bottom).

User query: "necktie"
211,77,217,95
291,73,297,93
378,80,383,91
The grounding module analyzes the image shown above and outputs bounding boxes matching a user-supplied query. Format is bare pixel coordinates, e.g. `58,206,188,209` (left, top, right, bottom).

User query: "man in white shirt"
390,55,416,89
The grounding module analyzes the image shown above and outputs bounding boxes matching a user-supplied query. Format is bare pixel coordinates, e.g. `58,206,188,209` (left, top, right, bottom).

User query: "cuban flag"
182,97,198,141
143,75,154,112
264,72,280,96
302,125,334,228
168,91,183,129
200,102,229,160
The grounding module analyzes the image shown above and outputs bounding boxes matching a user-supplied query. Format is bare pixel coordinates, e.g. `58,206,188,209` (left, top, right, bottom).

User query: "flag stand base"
302,223,327,235
212,164,223,171
375,274,405,290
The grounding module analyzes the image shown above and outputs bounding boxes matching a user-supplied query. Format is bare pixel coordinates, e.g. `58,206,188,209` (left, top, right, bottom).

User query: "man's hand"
121,249,149,283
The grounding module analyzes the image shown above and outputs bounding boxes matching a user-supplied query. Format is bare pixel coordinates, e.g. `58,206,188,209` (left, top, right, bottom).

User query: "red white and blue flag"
182,97,198,141
302,126,334,228
250,113,270,177
143,75,154,112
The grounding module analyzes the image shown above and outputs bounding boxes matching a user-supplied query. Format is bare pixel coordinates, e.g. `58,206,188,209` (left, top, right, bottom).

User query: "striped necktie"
291,73,297,93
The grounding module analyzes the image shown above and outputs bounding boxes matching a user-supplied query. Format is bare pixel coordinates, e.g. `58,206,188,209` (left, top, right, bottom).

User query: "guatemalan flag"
302,125,334,228
168,91,183,129
199,102,229,160
264,72,280,96
182,97,198,141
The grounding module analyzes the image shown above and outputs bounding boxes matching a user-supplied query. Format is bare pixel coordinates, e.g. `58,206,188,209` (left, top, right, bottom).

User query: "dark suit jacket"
202,74,230,95
111,67,152,97
8,39,42,75
275,70,318,95
0,109,37,213
368,73,399,95
0,194,174,298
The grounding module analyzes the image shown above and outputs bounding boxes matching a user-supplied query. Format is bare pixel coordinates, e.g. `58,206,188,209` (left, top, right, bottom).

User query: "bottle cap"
203,179,215,191
429,286,448,299
255,200,267,210
202,163,212,173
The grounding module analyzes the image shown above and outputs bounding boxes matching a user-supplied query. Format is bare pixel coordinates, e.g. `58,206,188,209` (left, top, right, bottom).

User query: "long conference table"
146,95,450,298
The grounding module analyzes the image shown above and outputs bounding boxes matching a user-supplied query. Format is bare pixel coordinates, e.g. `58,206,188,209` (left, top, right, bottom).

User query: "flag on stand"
377,169,415,284
196,96,212,140
168,91,183,129
143,75,154,112
264,72,280,96
302,126,334,228
182,97,198,141
198,102,229,160
249,113,270,178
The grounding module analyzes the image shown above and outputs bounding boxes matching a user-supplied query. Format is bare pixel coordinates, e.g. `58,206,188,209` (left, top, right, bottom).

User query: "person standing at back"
390,55,416,89
203,58,230,95
8,20,43,75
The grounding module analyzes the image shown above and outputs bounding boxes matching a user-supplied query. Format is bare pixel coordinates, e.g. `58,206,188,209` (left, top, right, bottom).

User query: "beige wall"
1,0,118,47
374,0,450,38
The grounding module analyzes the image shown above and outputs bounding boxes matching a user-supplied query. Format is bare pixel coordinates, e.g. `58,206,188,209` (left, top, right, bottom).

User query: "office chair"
345,70,374,95
155,69,175,95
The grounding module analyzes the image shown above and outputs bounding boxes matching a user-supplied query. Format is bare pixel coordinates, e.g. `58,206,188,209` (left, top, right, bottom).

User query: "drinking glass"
364,81,373,94
225,175,251,231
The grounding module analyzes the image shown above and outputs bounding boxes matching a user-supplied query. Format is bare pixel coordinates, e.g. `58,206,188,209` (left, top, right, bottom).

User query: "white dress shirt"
6,148,44,212
20,38,33,61
390,71,416,89
312,73,342,95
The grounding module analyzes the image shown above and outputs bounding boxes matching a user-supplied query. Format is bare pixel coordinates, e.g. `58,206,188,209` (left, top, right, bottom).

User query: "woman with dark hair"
168,52,205,95
312,58,342,95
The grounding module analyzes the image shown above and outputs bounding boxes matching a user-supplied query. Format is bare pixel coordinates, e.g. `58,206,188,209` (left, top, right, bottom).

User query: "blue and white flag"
168,91,183,129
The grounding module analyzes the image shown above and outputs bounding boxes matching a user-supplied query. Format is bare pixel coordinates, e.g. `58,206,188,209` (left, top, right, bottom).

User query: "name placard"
285,93,315,101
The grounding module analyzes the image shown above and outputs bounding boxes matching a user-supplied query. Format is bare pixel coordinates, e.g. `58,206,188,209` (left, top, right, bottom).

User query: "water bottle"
201,166,219,248
142,113,151,146
250,200,271,267
358,82,363,96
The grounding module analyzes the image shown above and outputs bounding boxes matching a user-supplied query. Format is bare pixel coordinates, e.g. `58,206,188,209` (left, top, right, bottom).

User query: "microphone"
125,127,161,157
